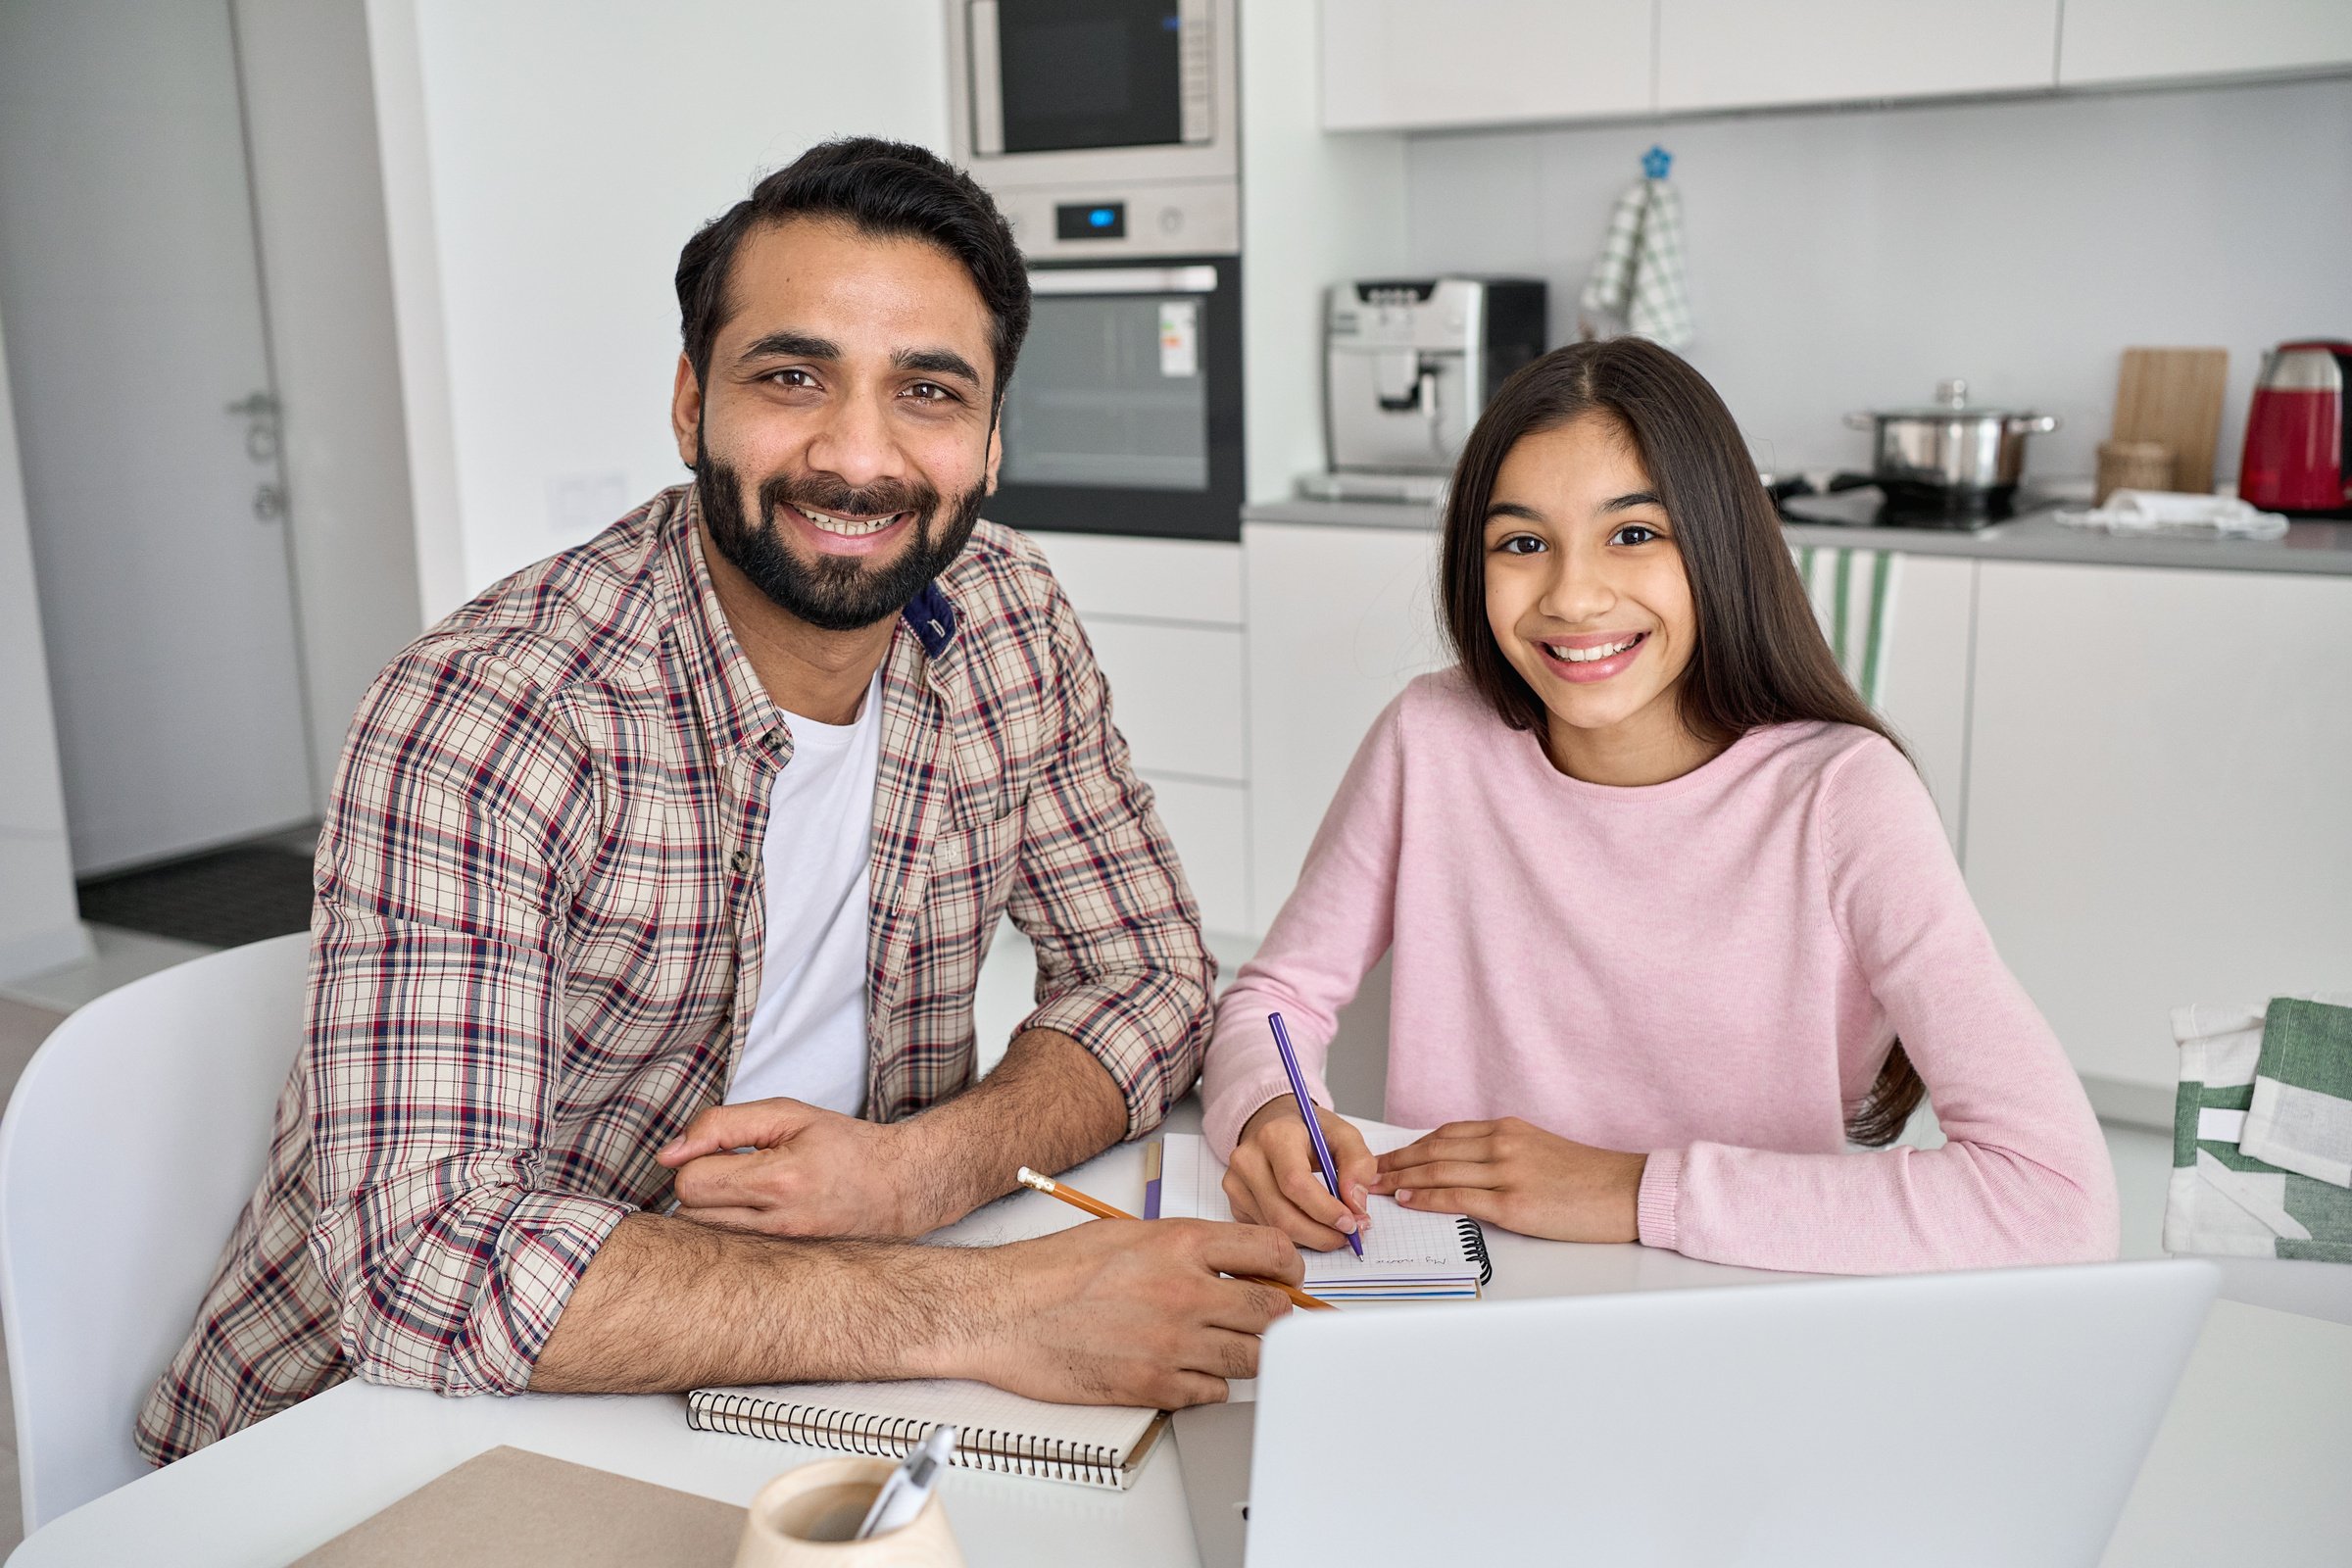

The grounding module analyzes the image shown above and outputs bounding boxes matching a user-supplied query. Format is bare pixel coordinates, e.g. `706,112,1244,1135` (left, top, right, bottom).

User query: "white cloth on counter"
2055,489,2289,540
1578,177,1692,349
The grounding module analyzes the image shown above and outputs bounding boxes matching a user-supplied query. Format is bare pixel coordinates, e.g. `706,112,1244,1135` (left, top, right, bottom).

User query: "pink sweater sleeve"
1200,697,1406,1159
1644,741,2120,1273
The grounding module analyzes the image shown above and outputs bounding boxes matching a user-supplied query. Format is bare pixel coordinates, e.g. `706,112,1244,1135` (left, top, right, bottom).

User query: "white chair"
0,932,309,1533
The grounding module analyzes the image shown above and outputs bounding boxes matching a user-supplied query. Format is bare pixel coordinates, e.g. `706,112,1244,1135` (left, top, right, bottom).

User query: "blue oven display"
1055,201,1128,239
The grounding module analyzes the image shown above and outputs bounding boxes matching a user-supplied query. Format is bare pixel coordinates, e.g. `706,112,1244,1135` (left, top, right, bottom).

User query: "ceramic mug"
732,1455,965,1568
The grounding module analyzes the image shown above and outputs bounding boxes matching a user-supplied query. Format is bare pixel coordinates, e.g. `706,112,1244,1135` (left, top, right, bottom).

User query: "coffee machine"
1302,276,1546,503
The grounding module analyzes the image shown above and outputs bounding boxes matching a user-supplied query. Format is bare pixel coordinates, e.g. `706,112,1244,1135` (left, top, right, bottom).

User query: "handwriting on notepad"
1157,1134,1481,1279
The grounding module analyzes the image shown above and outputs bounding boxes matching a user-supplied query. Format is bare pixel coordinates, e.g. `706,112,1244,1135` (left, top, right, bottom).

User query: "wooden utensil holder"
2096,440,2175,505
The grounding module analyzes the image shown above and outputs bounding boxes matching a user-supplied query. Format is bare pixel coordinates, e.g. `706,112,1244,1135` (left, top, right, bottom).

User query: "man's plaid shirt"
136,486,1213,1464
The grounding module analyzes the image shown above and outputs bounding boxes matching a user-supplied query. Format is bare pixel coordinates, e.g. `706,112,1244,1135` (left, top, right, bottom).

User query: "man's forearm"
898,1027,1130,1230
529,1213,986,1393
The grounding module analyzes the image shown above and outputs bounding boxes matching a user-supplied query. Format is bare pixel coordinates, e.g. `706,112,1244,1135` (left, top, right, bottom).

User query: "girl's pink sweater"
1202,671,2118,1274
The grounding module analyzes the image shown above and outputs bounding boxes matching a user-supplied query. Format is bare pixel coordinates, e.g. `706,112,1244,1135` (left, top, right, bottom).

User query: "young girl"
1204,339,2117,1275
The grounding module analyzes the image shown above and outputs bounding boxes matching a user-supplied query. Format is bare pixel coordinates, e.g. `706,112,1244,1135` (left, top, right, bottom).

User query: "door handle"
228,391,281,465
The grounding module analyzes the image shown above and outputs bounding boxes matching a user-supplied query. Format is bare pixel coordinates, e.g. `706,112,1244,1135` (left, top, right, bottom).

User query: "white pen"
857,1423,958,1540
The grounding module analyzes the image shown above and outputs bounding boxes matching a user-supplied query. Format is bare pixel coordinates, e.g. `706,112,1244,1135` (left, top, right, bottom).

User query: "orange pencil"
1015,1167,1336,1312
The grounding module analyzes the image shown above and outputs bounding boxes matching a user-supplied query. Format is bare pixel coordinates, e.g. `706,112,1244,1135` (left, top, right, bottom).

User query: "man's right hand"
1224,1097,1378,1252
961,1218,1304,1409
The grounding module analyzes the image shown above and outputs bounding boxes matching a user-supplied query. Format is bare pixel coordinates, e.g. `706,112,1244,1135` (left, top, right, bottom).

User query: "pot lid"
1867,378,2043,420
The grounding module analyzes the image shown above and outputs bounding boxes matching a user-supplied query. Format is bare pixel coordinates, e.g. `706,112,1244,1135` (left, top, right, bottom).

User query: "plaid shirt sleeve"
305,638,635,1396
1002,557,1215,1136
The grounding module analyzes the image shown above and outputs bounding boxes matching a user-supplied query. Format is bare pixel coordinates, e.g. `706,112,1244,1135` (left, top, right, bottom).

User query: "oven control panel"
995,178,1237,263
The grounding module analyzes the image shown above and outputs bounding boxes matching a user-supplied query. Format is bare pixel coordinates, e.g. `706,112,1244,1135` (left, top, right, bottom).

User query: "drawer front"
1085,619,1247,783
1026,532,1244,626
1142,773,1250,937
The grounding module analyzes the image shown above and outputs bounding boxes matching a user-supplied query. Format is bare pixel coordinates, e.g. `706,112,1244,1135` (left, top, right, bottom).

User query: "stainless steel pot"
1844,379,2060,493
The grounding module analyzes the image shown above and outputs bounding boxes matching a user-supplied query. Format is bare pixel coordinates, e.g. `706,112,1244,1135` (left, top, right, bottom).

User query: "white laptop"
1175,1259,2218,1568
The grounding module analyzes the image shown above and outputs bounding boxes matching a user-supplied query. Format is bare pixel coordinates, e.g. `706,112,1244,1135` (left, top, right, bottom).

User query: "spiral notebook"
1152,1129,1492,1299
684,1377,1166,1492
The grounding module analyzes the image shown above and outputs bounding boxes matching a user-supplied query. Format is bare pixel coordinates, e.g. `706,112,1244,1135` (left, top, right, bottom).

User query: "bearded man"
138,138,1297,1465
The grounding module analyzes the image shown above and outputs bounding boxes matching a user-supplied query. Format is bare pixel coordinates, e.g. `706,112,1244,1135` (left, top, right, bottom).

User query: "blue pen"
1268,1011,1363,1257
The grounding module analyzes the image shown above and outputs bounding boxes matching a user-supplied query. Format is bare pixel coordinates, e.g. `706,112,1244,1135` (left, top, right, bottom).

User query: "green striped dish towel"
1790,546,1897,708
2241,998,2352,1188
2165,997,2352,1263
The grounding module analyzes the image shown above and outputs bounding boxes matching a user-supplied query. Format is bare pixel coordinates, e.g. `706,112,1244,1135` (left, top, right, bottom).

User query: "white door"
0,0,316,872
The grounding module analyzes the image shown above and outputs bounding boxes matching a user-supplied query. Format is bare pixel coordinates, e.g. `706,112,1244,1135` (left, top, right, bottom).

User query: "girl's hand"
1225,1098,1378,1252
1370,1117,1646,1243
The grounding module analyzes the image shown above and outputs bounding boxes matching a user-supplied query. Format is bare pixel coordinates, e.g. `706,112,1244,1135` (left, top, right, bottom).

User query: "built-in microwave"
945,0,1238,263
988,255,1243,542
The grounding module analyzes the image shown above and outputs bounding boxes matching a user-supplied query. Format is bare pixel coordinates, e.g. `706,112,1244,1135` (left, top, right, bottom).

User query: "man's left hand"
1368,1117,1647,1244
659,1099,947,1240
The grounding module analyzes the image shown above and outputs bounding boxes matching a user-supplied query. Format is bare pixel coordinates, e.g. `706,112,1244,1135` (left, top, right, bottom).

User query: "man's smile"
778,499,915,557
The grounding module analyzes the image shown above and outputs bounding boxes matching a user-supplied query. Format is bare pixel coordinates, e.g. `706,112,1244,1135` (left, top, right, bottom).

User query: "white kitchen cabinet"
1656,0,2060,112
1962,562,2352,1102
993,535,1252,937
1143,773,1251,936
1085,618,1248,783
1318,0,1653,132
2058,0,2352,87
1024,533,1243,626
1245,520,1450,927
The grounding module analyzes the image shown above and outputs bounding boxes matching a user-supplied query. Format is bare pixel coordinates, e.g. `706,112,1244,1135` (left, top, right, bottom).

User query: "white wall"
1240,0,1408,502
1401,75,2352,482
367,0,953,618
0,303,90,983
236,0,424,793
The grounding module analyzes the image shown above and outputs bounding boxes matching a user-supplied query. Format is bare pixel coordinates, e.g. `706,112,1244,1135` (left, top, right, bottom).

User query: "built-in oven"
989,254,1242,542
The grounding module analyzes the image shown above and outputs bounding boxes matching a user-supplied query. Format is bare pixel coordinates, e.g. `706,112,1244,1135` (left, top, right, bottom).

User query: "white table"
16,1132,2352,1567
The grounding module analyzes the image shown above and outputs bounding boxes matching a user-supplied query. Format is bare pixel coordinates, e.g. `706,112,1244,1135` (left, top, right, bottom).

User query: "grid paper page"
1156,1131,1482,1285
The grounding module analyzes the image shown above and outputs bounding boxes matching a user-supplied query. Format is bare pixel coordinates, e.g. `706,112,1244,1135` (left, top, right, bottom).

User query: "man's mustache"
760,473,939,525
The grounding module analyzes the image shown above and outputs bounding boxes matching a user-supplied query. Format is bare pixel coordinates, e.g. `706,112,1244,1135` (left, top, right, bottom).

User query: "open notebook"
1152,1126,1491,1299
685,1377,1166,1492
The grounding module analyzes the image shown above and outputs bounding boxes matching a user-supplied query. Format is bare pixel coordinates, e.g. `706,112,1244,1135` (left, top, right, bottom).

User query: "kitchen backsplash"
1400,74,2352,484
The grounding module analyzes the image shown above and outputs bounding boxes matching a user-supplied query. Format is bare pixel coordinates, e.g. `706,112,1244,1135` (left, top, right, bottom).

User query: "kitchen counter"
1242,497,2352,577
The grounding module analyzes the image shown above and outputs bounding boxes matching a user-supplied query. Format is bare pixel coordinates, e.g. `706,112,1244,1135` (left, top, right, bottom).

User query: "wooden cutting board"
2112,348,2230,495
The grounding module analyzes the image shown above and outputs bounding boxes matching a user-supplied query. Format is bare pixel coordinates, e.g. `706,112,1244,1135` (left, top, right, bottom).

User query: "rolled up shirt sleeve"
304,643,627,1396
1004,565,1215,1137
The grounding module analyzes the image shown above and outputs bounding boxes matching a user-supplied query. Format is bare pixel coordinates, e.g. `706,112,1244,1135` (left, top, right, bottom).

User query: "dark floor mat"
77,844,317,950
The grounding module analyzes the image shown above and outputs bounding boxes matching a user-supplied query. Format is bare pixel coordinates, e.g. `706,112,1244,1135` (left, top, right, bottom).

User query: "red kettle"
2239,340,2352,516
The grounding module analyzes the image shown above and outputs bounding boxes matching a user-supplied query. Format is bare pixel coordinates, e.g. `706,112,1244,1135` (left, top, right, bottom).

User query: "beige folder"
293,1445,744,1567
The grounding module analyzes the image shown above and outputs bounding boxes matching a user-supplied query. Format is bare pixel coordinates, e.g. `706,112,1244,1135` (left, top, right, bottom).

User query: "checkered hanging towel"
1578,175,1693,350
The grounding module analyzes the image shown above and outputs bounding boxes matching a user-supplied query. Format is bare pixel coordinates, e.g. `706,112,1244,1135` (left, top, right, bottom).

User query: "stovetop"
1778,482,2055,534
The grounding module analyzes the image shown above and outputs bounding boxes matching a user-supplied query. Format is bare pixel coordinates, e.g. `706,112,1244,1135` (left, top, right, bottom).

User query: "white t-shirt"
726,672,883,1115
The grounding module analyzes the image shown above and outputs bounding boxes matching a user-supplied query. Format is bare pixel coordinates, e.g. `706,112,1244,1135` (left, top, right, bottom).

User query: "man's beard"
696,430,985,633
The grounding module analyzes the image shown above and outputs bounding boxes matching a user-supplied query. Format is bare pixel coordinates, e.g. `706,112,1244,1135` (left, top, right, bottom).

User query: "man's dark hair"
674,137,1030,407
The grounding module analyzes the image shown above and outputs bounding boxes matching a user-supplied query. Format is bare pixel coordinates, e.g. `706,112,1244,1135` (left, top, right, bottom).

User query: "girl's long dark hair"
1439,338,1925,1146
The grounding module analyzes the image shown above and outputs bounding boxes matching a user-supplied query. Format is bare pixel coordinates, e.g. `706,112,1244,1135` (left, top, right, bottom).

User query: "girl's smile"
1536,628,1650,681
